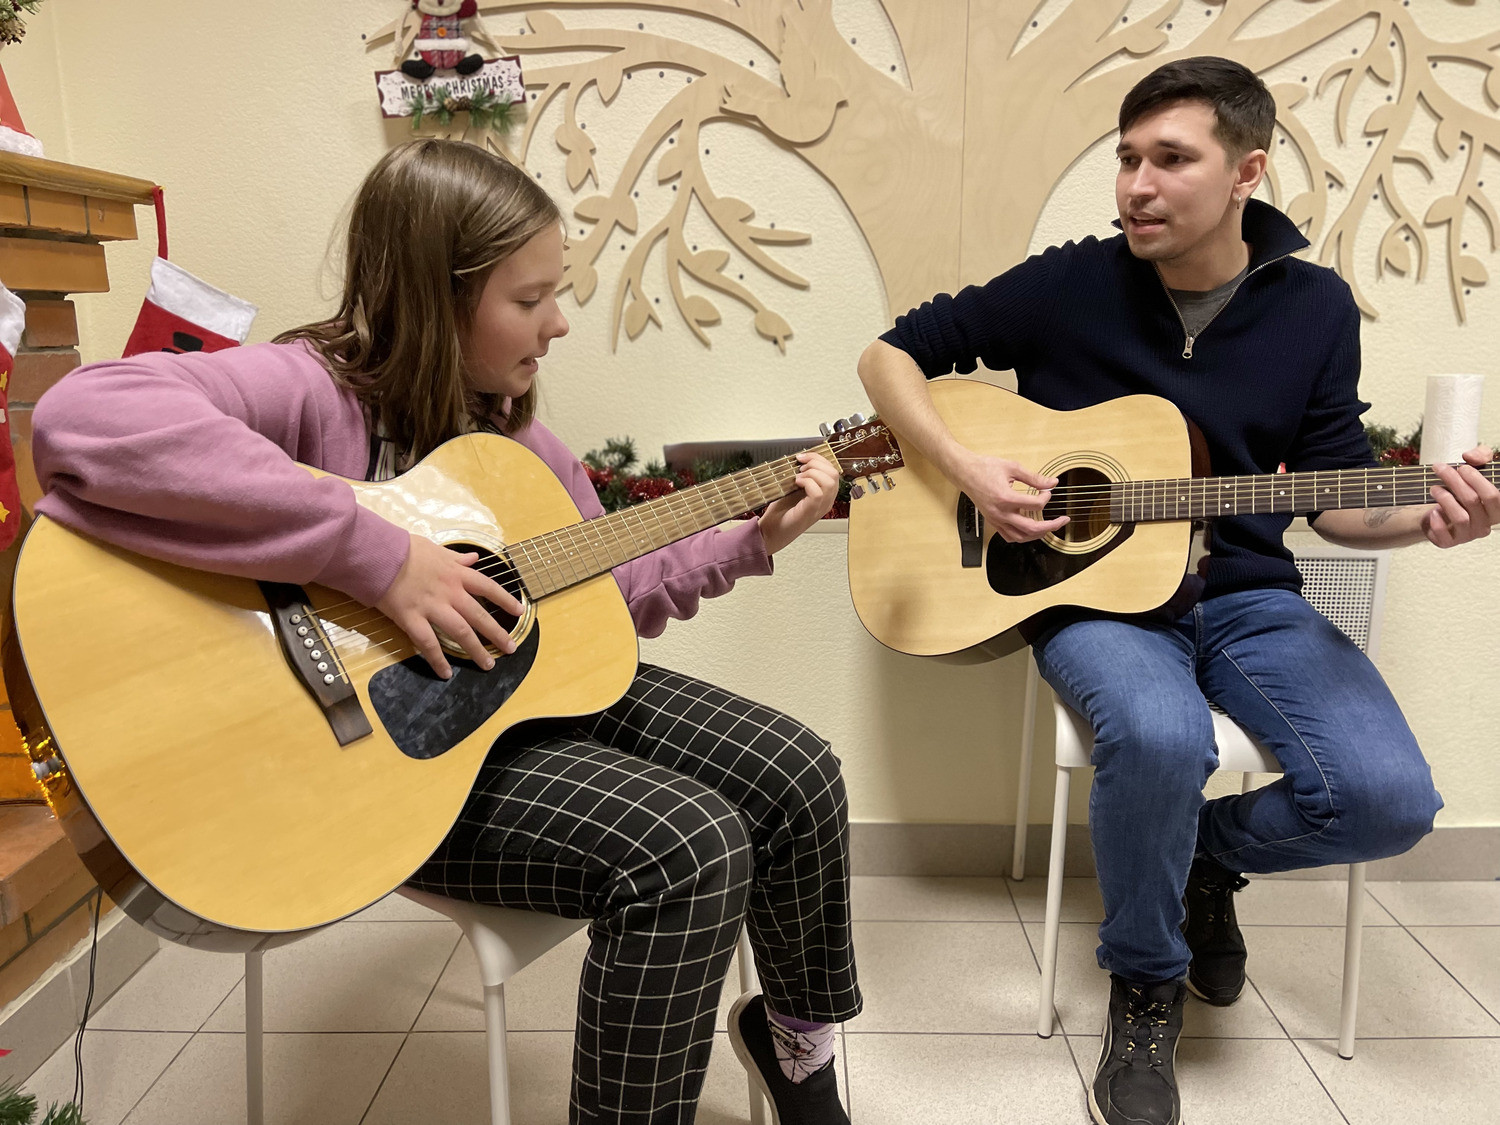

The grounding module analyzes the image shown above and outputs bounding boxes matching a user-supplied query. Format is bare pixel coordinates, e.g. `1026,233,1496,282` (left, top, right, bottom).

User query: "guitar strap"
365,418,507,483
366,429,400,483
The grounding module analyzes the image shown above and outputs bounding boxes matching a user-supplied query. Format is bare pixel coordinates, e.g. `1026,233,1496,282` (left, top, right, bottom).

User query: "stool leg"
737,927,768,1125
483,982,512,1125
1013,664,1040,880
737,927,759,995
245,950,264,1125
1037,765,1071,1038
1338,862,1367,1061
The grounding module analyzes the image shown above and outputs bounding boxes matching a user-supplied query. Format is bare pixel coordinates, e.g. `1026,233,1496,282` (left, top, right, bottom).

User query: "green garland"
0,1082,86,1125
0,0,43,45
1365,419,1495,467
582,437,744,512
405,83,517,134
582,437,852,518
1365,421,1423,466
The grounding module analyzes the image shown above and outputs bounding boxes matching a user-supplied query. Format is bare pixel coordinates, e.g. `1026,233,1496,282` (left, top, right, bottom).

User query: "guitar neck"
507,443,839,597
1111,462,1500,523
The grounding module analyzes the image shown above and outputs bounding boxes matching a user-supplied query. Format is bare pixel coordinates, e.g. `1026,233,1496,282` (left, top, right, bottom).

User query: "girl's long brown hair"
277,139,561,460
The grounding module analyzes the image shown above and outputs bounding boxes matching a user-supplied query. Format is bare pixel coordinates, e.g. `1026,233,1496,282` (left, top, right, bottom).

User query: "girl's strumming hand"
376,533,523,679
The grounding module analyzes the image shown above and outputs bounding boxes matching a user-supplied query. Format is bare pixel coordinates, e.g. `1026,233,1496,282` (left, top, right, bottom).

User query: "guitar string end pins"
32,755,66,782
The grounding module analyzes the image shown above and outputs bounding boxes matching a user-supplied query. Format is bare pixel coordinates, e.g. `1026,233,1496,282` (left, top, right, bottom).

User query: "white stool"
1030,681,1368,1059
399,887,591,1125
244,892,767,1125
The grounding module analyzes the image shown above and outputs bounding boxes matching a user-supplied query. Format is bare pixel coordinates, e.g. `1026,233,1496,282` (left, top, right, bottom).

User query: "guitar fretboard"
506,442,839,597
1108,462,1499,522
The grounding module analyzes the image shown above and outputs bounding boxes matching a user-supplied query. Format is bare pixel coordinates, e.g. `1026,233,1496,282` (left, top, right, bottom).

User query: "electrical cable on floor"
70,892,103,1117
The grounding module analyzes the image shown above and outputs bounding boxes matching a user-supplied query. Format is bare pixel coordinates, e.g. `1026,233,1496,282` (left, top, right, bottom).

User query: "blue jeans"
1031,587,1442,984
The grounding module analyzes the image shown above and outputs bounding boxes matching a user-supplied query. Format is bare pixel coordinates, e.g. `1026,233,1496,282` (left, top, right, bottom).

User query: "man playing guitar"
857,56,1498,1125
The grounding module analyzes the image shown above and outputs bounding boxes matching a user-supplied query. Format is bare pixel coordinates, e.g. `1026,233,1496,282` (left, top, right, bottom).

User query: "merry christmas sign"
375,55,524,119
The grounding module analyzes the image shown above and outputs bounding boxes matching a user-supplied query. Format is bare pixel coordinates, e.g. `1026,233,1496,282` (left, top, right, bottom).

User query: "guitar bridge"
956,492,984,568
258,582,373,746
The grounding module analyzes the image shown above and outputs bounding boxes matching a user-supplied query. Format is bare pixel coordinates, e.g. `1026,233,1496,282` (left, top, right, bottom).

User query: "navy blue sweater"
881,199,1376,598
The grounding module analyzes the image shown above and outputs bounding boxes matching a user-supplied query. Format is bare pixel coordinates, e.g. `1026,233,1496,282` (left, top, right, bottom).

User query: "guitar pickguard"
367,624,541,759
984,523,1136,597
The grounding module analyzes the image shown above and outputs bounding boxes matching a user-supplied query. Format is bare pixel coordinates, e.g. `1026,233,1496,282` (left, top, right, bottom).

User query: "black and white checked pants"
407,663,862,1125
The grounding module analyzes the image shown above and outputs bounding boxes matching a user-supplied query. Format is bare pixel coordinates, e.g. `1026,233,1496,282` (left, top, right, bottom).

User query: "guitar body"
8,433,639,939
848,380,1199,656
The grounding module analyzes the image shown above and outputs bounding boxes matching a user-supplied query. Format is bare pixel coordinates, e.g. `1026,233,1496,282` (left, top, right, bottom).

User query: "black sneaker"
1089,975,1185,1125
1182,853,1251,1005
728,992,849,1125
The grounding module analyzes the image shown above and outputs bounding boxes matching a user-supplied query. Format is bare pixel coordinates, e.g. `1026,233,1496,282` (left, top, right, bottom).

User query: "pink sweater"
31,341,772,637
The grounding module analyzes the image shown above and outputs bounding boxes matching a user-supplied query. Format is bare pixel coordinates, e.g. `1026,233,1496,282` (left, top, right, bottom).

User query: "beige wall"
6,1,1496,829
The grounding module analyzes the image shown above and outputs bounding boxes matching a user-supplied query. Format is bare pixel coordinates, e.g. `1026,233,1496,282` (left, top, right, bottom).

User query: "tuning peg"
819,422,833,437
883,474,895,490
851,484,865,500
833,419,848,433
848,413,866,426
867,475,881,492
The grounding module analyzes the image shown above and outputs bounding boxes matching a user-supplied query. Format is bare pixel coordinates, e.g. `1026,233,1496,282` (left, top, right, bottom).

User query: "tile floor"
17,877,1500,1124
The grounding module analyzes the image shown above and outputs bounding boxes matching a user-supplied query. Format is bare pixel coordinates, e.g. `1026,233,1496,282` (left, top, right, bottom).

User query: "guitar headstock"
819,413,904,497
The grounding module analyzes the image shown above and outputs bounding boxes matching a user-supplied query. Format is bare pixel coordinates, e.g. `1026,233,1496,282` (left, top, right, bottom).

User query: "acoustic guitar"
847,378,1494,657
6,420,900,944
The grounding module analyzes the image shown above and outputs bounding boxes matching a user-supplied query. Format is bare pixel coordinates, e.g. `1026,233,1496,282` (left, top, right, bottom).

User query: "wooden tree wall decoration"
1266,1,1500,322
471,0,970,353
418,1,1497,352
963,0,1499,325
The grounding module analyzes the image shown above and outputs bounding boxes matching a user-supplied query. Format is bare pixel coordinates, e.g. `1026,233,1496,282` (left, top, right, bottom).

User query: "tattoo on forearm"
1363,507,1398,528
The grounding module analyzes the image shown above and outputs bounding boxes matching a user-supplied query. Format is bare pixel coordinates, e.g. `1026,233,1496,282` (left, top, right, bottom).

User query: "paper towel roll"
1419,374,1484,464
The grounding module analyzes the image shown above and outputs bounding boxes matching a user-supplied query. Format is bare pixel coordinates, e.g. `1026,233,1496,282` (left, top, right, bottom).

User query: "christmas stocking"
123,188,257,357
0,282,27,551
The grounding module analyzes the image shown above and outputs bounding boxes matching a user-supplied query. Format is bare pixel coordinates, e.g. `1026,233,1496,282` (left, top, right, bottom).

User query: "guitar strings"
1032,462,1490,496
303,446,1481,673
295,434,891,674
1013,464,1491,514
320,449,833,672
304,448,816,627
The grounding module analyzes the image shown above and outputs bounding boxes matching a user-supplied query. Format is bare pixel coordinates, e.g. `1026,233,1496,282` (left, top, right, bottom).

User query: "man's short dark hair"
1119,56,1275,159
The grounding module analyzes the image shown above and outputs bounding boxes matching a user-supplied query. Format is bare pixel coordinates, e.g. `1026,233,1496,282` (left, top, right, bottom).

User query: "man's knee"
1091,703,1215,790
1334,767,1442,859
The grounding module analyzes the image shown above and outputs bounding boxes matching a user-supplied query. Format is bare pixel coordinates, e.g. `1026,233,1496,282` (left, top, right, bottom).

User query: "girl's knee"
626,783,754,909
759,726,849,828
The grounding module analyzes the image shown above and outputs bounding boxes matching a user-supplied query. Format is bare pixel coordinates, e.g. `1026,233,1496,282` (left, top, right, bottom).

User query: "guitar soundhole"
441,543,530,654
1047,467,1114,544
985,464,1133,598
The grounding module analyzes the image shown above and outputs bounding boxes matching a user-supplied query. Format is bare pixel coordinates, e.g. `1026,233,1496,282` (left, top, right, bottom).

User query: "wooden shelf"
0,152,155,206
0,153,151,244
